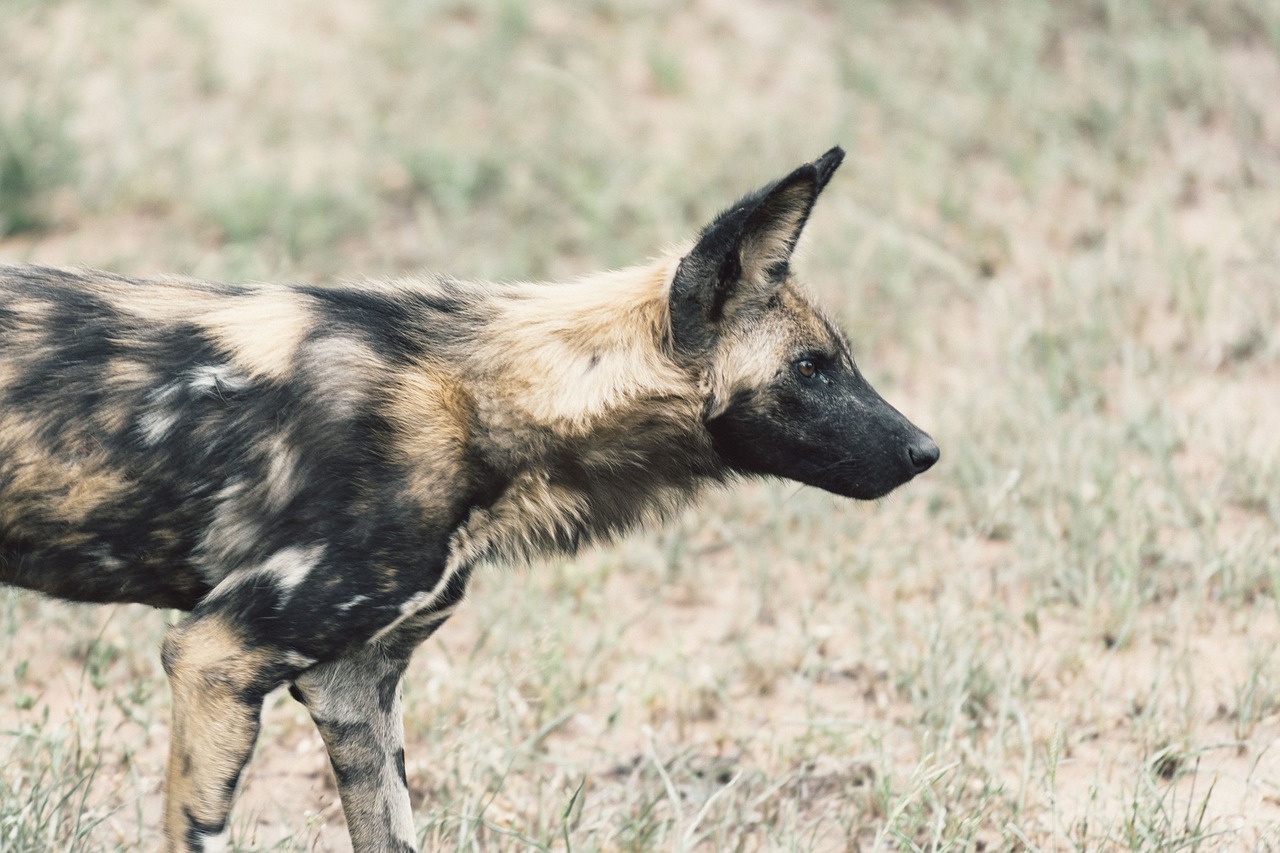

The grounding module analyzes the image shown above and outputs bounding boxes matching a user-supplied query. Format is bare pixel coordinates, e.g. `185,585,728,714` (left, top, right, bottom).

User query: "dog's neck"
449,255,726,564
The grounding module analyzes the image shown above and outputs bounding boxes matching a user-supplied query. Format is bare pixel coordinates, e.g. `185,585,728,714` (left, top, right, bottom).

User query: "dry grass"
2,0,1280,849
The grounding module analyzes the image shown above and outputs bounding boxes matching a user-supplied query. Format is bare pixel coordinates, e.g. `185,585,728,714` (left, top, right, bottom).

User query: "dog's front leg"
290,608,453,853
161,614,305,853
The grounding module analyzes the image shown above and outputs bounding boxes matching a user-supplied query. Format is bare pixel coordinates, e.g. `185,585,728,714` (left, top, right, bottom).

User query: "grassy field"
2,0,1279,849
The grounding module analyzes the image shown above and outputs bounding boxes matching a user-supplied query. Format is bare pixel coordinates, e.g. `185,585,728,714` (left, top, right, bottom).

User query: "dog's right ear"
669,147,844,353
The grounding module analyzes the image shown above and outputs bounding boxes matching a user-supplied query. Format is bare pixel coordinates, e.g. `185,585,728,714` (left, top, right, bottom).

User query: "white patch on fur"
300,335,381,418
282,650,317,670
368,597,460,646
394,590,432,619
138,410,179,445
337,594,369,612
204,543,325,607
186,364,250,396
92,547,125,572
262,544,322,599
150,379,183,404
262,435,299,511
198,829,229,853
139,380,184,445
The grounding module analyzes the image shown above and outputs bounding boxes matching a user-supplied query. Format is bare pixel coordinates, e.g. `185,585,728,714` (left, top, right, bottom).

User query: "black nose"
907,436,940,475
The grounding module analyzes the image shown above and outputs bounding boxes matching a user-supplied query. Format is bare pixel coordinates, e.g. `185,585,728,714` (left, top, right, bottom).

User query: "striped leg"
289,610,451,853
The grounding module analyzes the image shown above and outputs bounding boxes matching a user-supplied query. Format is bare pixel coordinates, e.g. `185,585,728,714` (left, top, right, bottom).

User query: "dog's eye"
797,359,816,379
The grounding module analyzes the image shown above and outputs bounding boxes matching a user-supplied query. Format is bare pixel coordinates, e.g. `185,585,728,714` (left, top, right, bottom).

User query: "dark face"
670,147,938,500
706,336,939,500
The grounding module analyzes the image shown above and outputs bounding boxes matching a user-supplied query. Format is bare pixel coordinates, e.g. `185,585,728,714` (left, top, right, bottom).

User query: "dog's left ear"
670,147,844,352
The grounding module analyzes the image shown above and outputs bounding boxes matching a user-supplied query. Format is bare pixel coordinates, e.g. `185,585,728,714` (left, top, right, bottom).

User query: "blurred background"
1,0,1279,849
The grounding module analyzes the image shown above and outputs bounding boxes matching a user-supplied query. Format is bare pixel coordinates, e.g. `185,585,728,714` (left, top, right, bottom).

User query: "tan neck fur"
481,254,694,433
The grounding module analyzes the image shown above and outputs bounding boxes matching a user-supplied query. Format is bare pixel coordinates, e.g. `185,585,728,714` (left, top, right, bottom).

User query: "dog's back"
0,266,477,617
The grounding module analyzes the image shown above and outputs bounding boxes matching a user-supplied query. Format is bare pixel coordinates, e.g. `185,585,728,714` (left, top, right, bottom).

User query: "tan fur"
738,181,814,275
193,288,316,381
57,467,132,525
482,256,691,432
25,271,315,381
103,353,158,386
369,467,604,644
704,280,843,416
467,469,591,562
92,399,135,438
384,364,472,510
707,319,790,413
0,413,130,529
96,275,224,323
0,303,52,390
260,434,301,513
102,358,159,426
161,617,279,851
195,480,261,579
6,297,55,333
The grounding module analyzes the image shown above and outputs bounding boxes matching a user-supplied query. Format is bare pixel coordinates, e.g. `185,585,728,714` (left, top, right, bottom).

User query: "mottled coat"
0,148,937,852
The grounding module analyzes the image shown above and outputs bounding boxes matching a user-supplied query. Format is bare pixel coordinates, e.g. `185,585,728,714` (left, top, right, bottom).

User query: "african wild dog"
0,148,937,851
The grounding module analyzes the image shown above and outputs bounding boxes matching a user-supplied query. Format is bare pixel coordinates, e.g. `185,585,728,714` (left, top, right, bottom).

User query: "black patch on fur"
705,357,934,500
320,719,380,789
301,284,471,365
377,672,400,715
183,809,226,852
394,748,407,788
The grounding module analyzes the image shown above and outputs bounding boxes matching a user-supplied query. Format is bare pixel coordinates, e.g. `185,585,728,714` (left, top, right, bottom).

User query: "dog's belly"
0,534,210,609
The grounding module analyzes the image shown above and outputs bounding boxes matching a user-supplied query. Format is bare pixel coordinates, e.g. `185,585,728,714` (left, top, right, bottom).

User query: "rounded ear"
669,147,845,352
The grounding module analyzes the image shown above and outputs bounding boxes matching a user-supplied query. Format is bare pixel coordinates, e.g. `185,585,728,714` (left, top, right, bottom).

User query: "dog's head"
669,147,938,500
